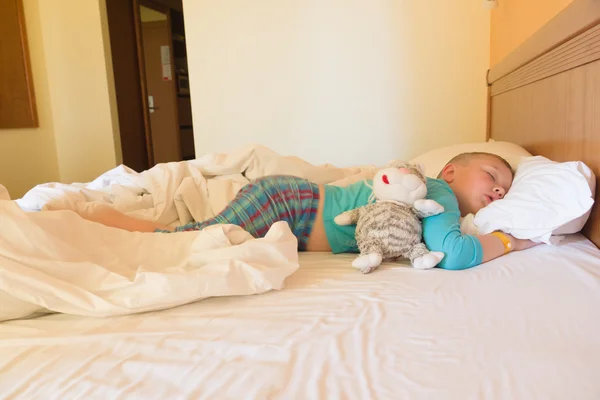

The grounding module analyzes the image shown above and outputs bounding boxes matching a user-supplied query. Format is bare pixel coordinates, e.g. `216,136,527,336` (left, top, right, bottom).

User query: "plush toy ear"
385,160,405,169
415,163,426,175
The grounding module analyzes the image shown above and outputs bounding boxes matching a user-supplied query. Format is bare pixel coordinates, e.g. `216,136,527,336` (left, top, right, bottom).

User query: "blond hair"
437,152,514,178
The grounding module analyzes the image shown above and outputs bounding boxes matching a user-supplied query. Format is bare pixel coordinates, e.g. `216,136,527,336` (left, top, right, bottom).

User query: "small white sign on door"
160,45,172,81
160,45,170,65
162,64,172,81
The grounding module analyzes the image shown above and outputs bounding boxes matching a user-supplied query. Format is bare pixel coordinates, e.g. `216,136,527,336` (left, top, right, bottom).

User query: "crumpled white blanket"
1,145,378,322
16,144,376,226
0,200,300,321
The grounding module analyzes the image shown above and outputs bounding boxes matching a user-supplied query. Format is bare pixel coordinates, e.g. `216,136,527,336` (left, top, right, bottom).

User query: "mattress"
1,234,599,399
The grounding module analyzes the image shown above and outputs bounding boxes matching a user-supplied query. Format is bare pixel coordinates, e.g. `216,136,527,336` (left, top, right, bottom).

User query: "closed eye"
487,171,496,181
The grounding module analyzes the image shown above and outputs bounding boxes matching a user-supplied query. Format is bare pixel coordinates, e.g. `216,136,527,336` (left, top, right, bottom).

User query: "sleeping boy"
74,152,539,270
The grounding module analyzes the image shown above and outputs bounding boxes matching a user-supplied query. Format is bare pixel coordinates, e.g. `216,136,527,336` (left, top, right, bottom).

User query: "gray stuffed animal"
334,161,445,273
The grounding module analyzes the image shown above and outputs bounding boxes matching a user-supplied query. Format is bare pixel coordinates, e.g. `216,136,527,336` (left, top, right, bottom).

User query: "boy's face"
440,156,513,216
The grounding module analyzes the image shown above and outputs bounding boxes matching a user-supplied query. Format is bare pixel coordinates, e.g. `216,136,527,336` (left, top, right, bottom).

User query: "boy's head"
437,152,514,216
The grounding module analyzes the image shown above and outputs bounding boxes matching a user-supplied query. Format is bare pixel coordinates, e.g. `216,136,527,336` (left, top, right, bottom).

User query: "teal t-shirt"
421,178,483,270
323,180,373,254
322,177,483,270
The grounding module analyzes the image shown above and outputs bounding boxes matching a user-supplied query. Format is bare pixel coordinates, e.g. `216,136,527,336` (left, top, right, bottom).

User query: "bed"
1,1,600,399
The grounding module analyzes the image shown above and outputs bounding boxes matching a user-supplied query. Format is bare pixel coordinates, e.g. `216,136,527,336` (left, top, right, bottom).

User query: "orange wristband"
491,231,513,254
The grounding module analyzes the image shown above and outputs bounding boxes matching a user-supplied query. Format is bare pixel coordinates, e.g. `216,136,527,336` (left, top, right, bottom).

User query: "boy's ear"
440,164,455,183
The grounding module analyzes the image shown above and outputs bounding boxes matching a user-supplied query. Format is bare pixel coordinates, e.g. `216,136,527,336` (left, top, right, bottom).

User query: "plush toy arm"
412,199,444,218
334,208,362,226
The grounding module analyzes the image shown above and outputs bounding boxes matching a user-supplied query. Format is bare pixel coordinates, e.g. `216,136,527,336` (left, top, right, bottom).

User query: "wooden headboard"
487,0,600,248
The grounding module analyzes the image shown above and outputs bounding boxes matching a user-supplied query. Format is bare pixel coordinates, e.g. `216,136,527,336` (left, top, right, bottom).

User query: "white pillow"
410,139,532,178
471,156,595,244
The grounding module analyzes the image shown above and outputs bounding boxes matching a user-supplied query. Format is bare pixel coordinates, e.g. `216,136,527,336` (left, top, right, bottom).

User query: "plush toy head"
372,161,427,206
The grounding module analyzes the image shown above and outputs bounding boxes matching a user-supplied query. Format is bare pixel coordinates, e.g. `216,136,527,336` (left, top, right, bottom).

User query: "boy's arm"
422,211,481,270
479,232,541,261
73,204,170,232
423,180,539,270
421,180,481,270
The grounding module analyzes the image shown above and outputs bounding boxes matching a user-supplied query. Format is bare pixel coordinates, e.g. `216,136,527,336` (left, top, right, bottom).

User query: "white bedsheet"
1,235,599,399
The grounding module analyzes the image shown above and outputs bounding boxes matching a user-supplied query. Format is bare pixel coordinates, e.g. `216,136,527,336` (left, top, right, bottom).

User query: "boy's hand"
480,232,543,264
507,235,542,252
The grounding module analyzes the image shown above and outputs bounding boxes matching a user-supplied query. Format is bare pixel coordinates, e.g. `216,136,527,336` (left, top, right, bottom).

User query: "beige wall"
183,1,491,167
39,0,121,184
8,1,559,198
490,0,574,66
0,0,60,198
0,0,120,198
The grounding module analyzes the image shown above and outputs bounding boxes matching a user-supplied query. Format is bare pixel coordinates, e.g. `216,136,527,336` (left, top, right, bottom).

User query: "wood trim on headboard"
488,0,600,84
491,24,600,96
488,1,600,248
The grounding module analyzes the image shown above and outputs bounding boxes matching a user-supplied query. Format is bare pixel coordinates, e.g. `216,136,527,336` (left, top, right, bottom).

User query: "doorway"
105,0,195,171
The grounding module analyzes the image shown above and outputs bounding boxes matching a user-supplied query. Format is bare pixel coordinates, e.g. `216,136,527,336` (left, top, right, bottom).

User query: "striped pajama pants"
156,175,320,250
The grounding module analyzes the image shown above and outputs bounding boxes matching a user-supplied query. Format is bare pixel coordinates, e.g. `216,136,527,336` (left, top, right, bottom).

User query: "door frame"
132,0,154,166
105,0,184,170
134,0,183,163
105,0,150,172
